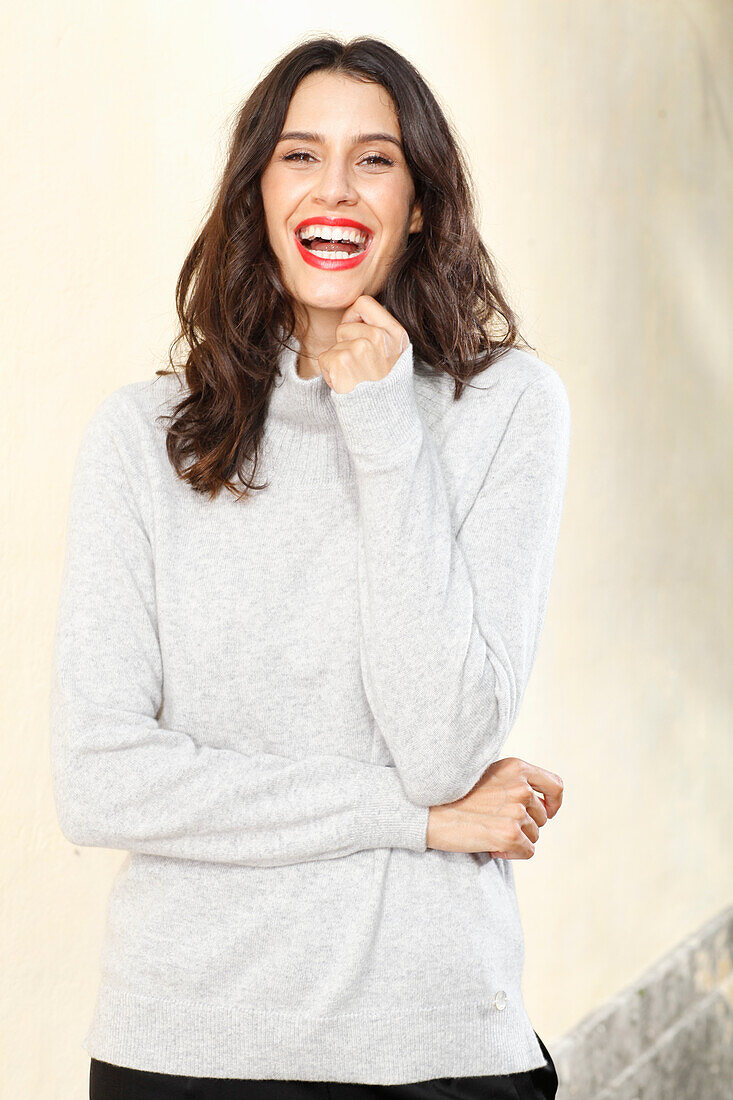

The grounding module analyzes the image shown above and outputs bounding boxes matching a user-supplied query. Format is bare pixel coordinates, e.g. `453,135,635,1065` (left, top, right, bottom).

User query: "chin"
297,287,366,310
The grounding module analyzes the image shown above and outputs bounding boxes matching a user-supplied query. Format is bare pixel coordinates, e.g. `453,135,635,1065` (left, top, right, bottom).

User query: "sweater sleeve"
49,391,430,867
330,341,571,808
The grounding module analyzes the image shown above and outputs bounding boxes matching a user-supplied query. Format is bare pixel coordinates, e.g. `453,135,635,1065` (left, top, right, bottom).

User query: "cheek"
368,187,413,237
261,172,289,217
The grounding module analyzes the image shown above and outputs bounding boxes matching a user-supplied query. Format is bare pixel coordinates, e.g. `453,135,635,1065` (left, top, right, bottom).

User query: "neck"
293,306,349,379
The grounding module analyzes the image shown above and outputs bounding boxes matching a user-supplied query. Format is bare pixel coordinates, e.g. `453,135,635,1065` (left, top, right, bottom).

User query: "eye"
281,151,394,167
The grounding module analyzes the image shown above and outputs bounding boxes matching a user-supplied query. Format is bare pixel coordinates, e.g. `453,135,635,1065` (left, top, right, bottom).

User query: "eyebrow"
277,130,403,151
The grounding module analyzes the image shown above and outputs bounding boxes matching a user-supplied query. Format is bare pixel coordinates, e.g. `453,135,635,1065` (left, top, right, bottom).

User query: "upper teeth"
297,225,369,246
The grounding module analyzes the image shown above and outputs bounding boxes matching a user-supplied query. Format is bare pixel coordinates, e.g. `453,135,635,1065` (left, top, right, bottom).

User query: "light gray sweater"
49,334,571,1084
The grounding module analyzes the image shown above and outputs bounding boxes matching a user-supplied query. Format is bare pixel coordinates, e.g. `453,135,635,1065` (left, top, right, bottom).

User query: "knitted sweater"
49,334,571,1084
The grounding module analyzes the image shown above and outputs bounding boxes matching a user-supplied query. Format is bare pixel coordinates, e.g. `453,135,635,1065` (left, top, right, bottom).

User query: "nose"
311,157,358,208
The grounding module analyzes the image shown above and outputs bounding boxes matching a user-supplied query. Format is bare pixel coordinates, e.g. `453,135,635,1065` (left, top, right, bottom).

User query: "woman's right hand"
425,756,564,858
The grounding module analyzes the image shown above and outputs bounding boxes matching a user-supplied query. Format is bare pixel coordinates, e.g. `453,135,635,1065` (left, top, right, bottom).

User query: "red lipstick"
293,216,374,271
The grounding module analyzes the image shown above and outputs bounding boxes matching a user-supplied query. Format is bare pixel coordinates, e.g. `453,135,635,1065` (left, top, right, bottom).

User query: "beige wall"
3,1,731,1095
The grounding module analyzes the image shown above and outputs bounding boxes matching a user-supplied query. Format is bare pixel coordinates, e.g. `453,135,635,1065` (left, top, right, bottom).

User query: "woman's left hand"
318,295,409,394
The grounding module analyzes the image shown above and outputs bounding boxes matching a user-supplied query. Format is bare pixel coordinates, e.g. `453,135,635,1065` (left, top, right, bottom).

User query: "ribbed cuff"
329,341,424,458
362,765,430,853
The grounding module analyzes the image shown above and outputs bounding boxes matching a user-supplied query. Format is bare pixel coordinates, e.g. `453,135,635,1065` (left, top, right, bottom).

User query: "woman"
50,34,569,1100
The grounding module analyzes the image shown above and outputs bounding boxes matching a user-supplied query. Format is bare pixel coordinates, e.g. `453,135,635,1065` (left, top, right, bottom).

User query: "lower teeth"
298,236,366,259
301,246,363,258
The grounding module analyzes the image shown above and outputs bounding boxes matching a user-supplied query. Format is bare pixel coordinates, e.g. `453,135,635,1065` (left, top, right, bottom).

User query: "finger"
320,337,383,384
334,321,408,363
524,790,548,829
334,322,388,357
339,294,406,349
522,763,564,818
516,832,536,860
521,812,540,844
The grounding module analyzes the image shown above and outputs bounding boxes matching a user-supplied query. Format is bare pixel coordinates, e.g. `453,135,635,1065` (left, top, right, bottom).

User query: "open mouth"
294,224,372,259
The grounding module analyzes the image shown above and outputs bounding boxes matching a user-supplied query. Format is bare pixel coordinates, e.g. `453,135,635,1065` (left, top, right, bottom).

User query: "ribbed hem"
330,341,424,459
83,985,548,1084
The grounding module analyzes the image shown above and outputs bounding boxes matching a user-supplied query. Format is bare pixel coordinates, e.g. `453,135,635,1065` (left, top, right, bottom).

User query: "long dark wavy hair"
156,34,533,501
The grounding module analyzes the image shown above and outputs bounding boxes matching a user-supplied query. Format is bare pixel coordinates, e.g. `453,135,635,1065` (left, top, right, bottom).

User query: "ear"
408,201,423,235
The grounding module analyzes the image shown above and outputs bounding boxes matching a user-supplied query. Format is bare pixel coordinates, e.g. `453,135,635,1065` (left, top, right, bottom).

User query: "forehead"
283,72,400,135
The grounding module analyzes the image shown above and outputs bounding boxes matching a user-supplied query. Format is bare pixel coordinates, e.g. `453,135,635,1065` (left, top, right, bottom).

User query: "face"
260,71,422,332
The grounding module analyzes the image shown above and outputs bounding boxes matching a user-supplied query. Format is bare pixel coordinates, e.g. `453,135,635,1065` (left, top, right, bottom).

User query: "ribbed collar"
261,332,447,486
267,333,339,432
